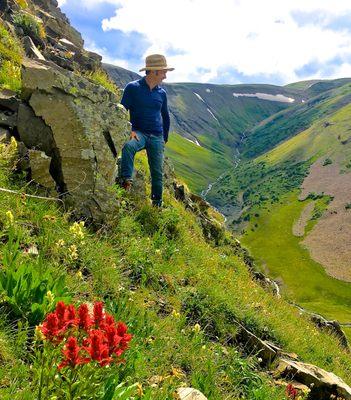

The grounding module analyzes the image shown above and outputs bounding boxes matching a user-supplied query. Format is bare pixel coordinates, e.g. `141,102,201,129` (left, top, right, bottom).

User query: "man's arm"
120,83,139,140
120,83,133,111
161,93,170,143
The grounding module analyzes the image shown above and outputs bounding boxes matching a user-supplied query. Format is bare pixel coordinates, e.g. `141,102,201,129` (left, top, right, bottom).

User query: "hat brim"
139,66,175,72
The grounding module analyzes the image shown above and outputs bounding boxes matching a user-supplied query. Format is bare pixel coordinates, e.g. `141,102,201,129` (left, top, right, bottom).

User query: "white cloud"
62,0,351,83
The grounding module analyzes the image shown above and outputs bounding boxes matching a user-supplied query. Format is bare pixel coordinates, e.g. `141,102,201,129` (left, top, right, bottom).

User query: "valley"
106,65,351,332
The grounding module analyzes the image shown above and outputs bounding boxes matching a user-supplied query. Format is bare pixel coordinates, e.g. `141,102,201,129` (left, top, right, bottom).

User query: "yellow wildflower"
136,383,143,397
34,325,45,341
68,244,78,260
5,211,14,226
171,309,180,318
69,221,85,240
55,239,65,247
192,323,201,333
45,290,55,304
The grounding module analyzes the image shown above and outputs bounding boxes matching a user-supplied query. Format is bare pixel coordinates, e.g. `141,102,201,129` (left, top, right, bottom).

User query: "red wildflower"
104,325,122,352
116,321,128,336
103,313,115,327
116,322,132,352
58,336,89,369
55,301,67,329
65,304,77,328
286,383,298,399
93,302,104,327
78,304,92,331
41,312,60,341
86,329,112,366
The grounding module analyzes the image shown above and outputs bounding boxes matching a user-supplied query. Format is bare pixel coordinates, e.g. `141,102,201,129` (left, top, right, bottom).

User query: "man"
119,54,174,207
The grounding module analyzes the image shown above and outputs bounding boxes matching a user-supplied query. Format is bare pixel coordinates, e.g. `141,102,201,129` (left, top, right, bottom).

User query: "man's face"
154,70,167,84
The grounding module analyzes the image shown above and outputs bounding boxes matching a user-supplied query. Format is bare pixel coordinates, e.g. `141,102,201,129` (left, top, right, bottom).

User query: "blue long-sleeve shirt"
120,77,170,142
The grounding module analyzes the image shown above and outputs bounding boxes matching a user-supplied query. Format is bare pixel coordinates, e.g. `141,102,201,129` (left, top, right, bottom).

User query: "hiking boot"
121,179,132,191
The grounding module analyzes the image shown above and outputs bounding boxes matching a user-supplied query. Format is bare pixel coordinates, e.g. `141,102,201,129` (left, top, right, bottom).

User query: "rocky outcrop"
12,58,129,221
1,0,102,72
274,358,351,400
173,182,225,244
310,314,349,351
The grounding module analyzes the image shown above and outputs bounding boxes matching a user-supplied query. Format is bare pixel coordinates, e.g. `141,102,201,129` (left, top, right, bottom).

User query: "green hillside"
1,140,351,399
239,82,351,159
207,99,351,328
165,132,232,193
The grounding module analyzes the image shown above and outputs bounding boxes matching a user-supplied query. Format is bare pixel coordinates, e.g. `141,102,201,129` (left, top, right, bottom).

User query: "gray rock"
275,358,351,400
73,50,102,71
176,387,208,400
173,182,225,244
35,3,84,49
58,37,79,52
0,89,20,112
17,103,56,156
28,150,56,192
253,271,281,297
21,58,129,221
22,36,46,60
0,111,17,128
0,127,11,144
237,325,278,366
310,314,349,351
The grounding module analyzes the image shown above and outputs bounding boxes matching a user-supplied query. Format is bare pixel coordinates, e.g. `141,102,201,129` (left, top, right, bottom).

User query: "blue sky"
59,0,351,85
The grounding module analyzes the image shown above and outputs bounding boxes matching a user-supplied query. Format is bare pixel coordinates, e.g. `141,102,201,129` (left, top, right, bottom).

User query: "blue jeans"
121,131,165,206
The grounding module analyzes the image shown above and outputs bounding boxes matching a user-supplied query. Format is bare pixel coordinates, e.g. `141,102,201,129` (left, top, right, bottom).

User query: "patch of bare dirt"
299,158,351,282
292,201,315,237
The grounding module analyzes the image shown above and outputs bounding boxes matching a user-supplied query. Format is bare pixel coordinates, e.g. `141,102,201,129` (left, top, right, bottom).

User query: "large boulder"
19,58,129,221
274,358,351,400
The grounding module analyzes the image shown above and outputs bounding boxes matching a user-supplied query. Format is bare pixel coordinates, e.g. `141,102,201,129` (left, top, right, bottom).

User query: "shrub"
181,291,239,342
323,158,332,166
84,69,121,97
13,11,46,43
0,234,70,326
345,203,351,210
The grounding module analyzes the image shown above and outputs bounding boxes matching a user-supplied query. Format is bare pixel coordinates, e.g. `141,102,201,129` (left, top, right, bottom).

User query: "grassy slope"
240,83,351,159
165,131,232,193
238,103,351,323
241,191,351,322
1,145,351,399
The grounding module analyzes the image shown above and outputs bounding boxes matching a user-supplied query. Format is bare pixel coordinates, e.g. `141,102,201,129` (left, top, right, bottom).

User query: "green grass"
165,131,232,193
0,21,23,92
84,68,122,97
241,191,351,323
1,143,351,398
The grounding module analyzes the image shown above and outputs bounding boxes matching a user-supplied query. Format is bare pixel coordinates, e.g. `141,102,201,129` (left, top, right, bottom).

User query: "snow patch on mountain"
233,92,295,103
193,92,205,102
207,108,219,122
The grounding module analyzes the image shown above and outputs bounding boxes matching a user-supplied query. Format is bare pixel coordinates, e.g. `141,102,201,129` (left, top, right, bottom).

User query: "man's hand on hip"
130,131,139,141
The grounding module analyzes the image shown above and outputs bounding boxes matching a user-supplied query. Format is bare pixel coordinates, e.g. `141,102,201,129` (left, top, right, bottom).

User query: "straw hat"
139,54,175,72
